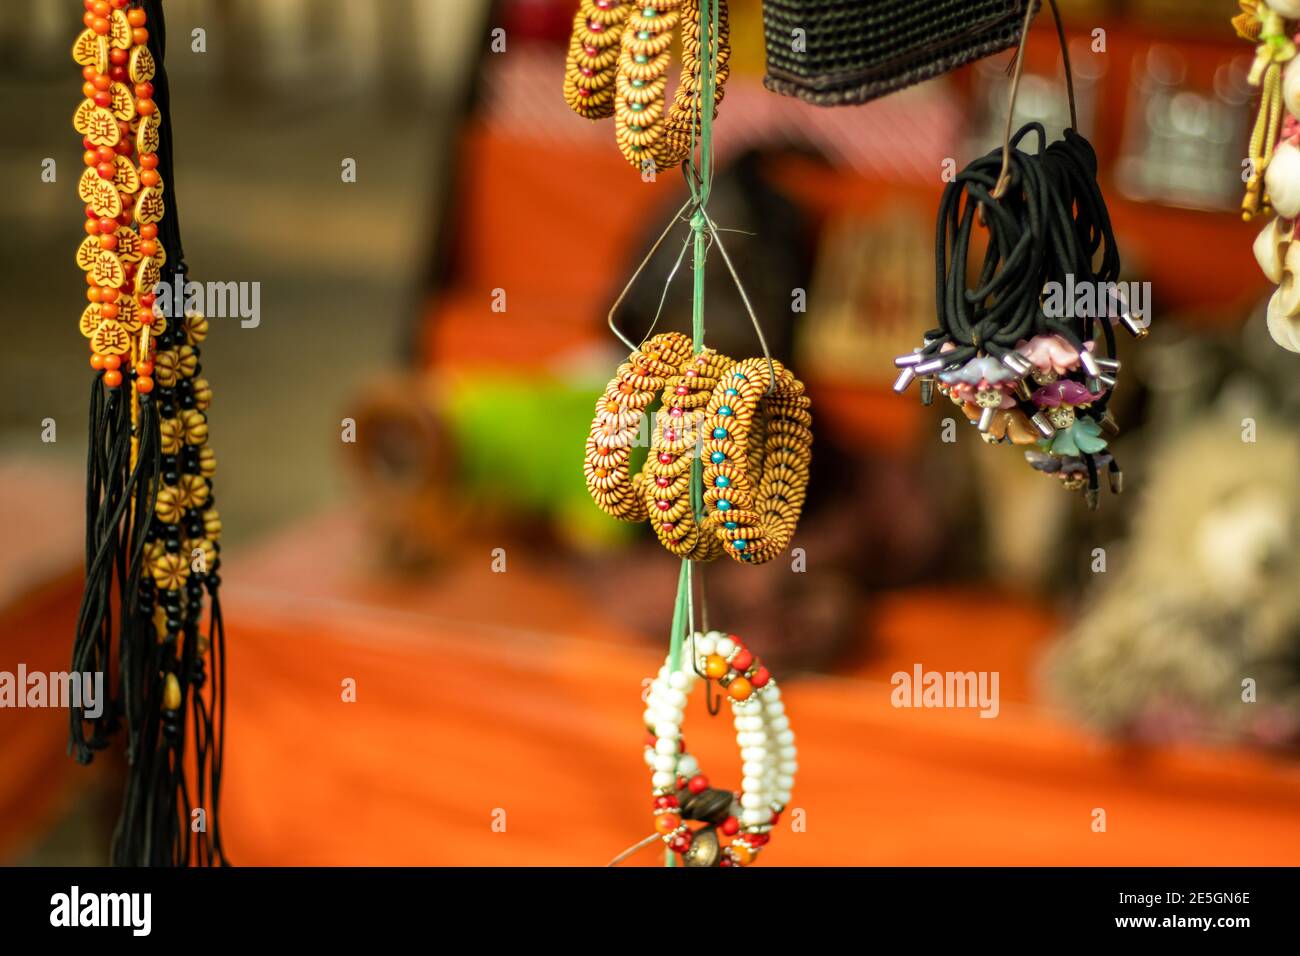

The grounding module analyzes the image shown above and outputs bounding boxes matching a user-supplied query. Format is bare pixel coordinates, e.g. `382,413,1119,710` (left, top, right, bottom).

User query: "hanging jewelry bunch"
892,0,1144,509
70,0,227,866
563,0,731,170
578,0,804,867
1236,1,1300,352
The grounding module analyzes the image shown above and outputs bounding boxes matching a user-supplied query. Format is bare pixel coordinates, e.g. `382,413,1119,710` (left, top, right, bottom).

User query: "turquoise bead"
734,372,746,380
733,539,748,551
710,451,725,464
724,521,738,530
724,388,738,397
717,499,731,511
712,428,727,439
714,476,730,488
635,54,648,63
719,406,733,417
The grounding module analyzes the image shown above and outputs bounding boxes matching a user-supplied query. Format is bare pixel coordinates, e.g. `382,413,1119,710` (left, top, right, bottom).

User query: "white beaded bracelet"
641,630,796,867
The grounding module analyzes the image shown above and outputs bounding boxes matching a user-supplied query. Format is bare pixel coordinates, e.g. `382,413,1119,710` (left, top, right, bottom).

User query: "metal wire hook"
700,210,777,396
607,197,697,352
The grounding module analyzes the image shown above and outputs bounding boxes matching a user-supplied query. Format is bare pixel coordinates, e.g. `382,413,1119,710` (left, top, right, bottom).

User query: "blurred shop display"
1050,409,1300,748
349,0,1274,644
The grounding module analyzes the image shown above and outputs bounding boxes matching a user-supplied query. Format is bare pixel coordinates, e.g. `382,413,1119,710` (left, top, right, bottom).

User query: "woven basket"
762,0,1040,107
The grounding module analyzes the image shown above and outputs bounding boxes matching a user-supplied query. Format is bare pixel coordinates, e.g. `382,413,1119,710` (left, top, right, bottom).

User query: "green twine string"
664,0,720,867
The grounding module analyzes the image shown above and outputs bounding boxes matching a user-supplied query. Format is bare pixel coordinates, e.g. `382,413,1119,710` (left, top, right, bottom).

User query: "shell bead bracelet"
584,331,693,520
563,0,731,171
700,357,813,565
642,347,734,560
563,0,628,120
643,630,795,867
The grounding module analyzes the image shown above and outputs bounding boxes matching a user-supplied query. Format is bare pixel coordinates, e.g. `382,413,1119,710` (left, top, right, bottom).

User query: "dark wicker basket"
762,0,1040,107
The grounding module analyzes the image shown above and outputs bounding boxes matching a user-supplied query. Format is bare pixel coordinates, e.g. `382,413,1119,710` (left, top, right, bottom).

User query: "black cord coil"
895,121,1142,508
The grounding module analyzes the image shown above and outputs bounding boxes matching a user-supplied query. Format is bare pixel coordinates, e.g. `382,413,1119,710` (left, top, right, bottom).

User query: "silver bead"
894,351,924,368
1000,351,1032,378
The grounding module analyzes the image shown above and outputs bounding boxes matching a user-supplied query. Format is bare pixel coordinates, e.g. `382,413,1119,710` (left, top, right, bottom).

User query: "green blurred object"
444,376,641,546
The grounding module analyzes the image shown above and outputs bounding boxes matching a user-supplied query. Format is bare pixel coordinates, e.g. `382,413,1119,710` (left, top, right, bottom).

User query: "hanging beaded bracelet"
700,357,813,565
643,630,795,867
563,0,628,119
584,331,694,520
643,347,735,560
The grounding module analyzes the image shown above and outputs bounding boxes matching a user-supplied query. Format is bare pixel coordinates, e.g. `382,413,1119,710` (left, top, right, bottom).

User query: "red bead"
720,816,740,836
653,794,678,810
658,452,673,464
668,831,693,854
749,832,770,846
687,774,708,795
98,217,116,235
750,666,770,688
661,522,674,532
135,376,154,394
656,500,670,511
102,369,122,388
675,386,689,395
664,430,677,441
655,476,669,487
93,91,112,107
731,649,753,672
769,809,781,825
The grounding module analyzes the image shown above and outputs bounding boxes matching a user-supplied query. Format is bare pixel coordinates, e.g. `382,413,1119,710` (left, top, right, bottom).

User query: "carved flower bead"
154,349,180,386
202,507,222,538
180,408,208,445
149,552,188,591
198,446,216,478
177,473,209,510
183,310,208,344
154,484,183,524
191,377,212,410
159,416,183,455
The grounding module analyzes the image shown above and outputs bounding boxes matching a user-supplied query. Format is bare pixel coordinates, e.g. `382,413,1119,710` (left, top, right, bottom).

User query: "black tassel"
72,0,228,866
